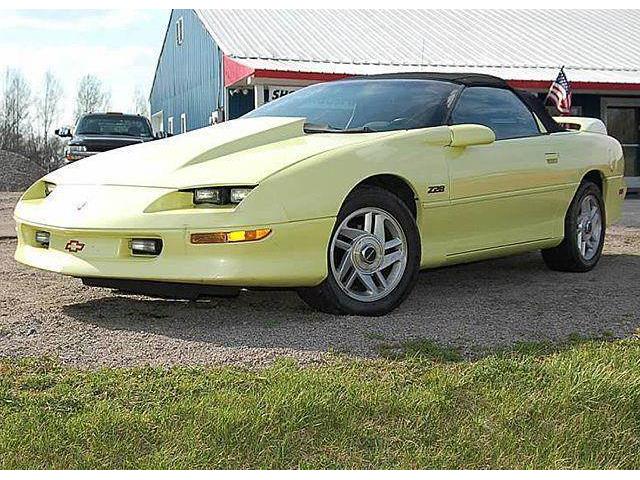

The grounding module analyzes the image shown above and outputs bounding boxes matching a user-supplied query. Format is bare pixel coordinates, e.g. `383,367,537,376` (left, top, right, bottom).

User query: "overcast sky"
0,9,169,126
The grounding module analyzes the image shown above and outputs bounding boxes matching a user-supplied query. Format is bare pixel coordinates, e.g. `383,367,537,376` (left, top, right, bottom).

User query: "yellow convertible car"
14,73,626,315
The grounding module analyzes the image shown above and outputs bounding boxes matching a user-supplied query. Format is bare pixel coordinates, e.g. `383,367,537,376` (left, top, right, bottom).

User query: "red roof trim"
253,69,350,82
252,69,640,91
509,79,640,91
224,56,255,87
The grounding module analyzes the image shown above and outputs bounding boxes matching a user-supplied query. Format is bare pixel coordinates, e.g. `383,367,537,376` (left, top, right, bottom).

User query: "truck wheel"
298,185,420,316
541,181,605,272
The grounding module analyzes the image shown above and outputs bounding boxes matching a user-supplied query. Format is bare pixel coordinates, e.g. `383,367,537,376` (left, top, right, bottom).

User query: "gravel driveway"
1,191,639,368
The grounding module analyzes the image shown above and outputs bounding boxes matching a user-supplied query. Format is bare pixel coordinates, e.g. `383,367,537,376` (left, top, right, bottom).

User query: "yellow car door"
444,86,567,255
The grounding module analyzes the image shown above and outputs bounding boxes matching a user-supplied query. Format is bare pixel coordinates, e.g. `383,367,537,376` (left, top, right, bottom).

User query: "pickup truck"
56,113,163,163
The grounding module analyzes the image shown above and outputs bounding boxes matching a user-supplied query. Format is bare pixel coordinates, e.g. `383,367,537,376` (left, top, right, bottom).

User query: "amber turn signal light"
190,228,271,244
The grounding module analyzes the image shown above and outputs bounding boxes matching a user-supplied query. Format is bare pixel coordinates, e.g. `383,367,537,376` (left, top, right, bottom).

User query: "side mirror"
55,127,72,138
449,124,495,147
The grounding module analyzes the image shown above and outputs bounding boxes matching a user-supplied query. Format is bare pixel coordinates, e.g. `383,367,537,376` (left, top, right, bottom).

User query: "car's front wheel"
298,185,420,315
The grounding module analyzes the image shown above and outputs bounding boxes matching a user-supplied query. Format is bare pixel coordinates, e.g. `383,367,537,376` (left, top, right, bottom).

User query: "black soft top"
353,72,509,88
349,72,564,133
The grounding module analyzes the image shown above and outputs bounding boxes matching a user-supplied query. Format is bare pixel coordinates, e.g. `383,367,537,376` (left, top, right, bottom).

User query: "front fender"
254,128,450,223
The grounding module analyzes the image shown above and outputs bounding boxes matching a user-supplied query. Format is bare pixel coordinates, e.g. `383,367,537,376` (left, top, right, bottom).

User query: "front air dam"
81,278,241,300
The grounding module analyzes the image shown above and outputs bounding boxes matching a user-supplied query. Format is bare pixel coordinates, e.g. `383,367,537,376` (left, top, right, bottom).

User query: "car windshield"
75,115,153,137
244,79,460,132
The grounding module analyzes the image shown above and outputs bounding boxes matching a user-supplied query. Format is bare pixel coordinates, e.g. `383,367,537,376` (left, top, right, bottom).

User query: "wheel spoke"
345,270,357,289
363,212,373,233
334,238,352,250
373,214,385,243
336,252,353,280
358,272,378,295
375,271,388,289
340,227,367,240
385,238,402,250
380,251,403,270
581,198,590,216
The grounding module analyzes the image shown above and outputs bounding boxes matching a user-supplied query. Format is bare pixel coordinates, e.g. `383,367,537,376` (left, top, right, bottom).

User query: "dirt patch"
1,224,638,368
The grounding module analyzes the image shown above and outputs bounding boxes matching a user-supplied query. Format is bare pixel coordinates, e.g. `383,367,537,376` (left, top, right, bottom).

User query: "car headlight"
229,187,253,204
192,187,254,205
44,182,56,196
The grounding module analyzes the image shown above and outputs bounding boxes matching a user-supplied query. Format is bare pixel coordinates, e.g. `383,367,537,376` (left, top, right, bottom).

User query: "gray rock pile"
0,150,47,192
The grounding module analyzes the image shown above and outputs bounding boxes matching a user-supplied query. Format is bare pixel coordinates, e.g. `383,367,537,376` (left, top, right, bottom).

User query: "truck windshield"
244,79,460,132
76,115,153,137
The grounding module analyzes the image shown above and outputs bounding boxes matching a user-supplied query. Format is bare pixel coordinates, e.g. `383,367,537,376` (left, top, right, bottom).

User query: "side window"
450,87,540,140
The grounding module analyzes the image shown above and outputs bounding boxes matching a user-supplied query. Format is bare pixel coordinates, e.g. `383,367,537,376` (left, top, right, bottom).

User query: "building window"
176,17,184,46
167,116,174,135
180,113,187,133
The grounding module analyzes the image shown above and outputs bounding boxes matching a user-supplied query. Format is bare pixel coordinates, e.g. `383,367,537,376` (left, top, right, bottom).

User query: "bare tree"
36,71,63,153
132,85,150,118
74,74,110,120
0,68,32,152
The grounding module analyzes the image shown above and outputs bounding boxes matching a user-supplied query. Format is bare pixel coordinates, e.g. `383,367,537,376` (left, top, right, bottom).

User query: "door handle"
545,153,559,164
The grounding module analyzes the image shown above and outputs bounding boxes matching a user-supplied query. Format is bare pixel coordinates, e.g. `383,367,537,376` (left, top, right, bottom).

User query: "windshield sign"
246,79,460,133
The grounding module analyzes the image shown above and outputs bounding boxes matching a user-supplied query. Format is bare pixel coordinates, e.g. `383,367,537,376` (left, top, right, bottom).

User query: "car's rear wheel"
298,185,420,315
541,181,605,272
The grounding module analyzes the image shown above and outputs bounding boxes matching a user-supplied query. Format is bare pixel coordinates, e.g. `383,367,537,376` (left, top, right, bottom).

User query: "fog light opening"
190,228,271,244
130,238,163,256
35,231,50,248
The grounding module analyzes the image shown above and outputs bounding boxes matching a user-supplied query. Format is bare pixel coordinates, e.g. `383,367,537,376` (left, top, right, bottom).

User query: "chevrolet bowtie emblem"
65,240,85,253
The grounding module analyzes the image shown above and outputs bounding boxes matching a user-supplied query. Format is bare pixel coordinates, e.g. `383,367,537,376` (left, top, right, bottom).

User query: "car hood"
47,117,388,188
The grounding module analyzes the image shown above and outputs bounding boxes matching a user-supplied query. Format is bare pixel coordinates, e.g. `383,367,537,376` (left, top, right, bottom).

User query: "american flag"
546,67,572,115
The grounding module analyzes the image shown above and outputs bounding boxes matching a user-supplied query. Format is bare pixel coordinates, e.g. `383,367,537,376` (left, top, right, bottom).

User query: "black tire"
541,181,606,272
297,185,420,316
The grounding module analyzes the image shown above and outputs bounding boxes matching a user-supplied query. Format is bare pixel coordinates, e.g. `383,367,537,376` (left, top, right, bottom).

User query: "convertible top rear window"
245,80,461,133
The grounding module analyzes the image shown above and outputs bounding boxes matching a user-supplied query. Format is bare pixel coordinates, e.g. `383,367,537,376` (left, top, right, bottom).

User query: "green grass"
1,338,640,469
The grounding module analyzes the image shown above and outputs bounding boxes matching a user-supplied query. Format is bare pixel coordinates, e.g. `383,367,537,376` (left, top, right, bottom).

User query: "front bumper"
14,217,334,288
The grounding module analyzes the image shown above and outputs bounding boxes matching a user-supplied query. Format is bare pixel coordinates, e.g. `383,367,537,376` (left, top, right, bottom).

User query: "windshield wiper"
303,122,375,134
343,126,375,133
303,122,339,133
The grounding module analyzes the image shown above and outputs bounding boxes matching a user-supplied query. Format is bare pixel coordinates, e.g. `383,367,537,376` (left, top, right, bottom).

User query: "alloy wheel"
329,207,408,302
576,194,603,261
